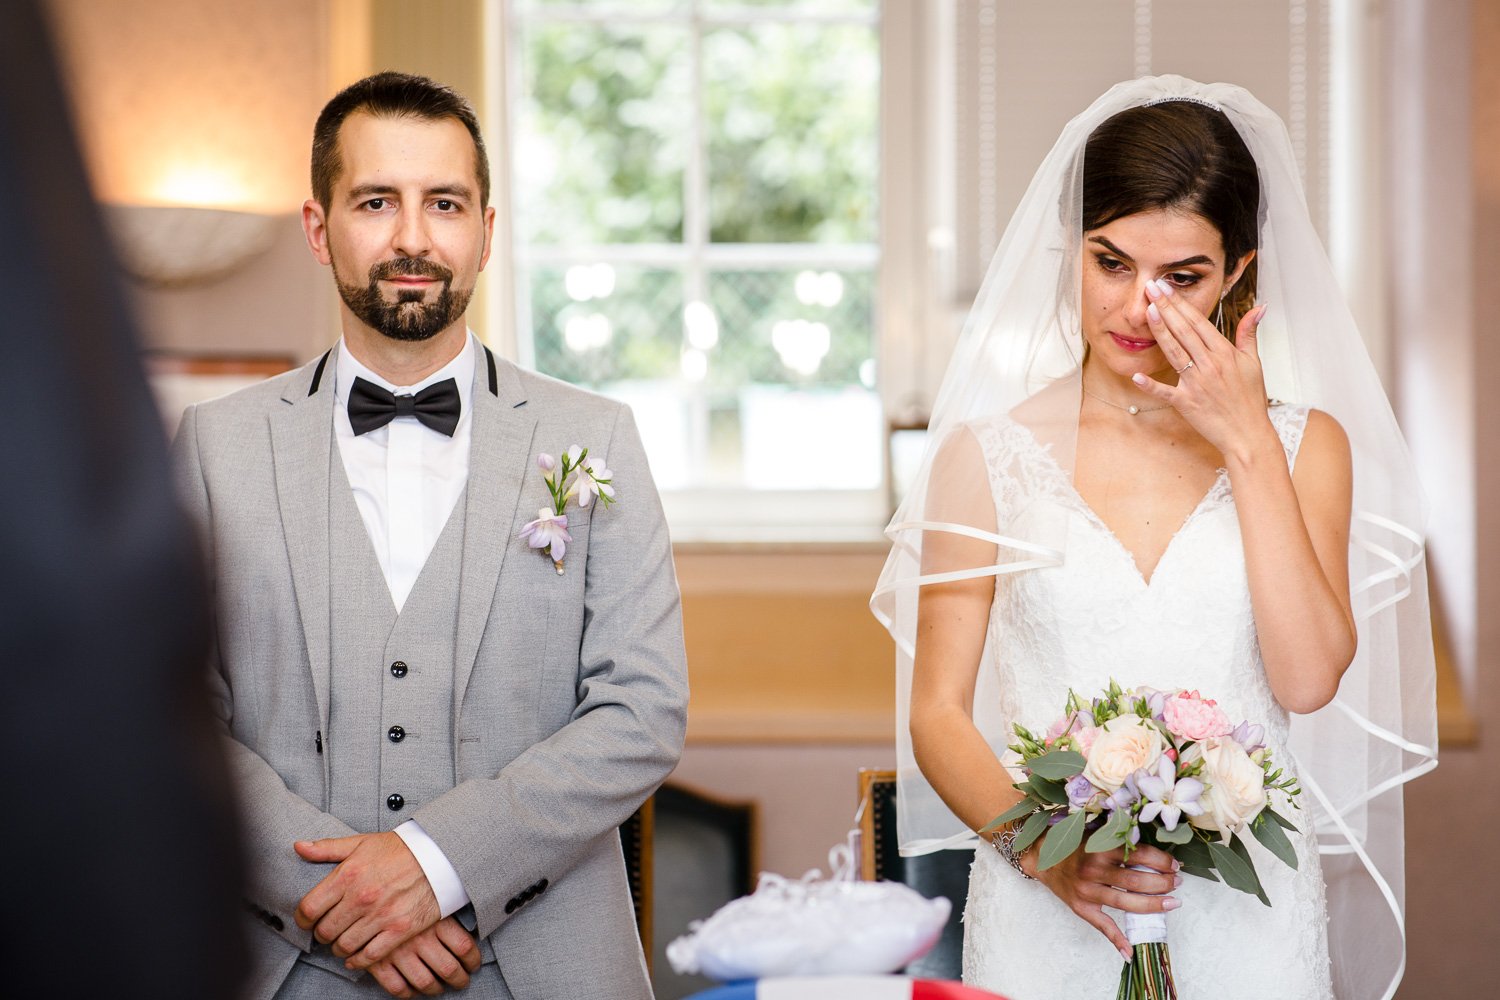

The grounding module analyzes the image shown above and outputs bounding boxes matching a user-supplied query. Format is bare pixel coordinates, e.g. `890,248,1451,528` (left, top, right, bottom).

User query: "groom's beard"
335,256,473,343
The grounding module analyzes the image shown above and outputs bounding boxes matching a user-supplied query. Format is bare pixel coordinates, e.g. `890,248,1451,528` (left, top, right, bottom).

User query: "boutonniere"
517,445,617,575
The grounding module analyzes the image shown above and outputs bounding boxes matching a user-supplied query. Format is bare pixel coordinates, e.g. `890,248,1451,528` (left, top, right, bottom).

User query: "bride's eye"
1095,255,1128,274
1166,271,1202,287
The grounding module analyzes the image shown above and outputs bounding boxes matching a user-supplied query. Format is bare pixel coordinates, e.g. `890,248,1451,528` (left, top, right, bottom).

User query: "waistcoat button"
387,725,405,743
390,661,408,678
386,793,405,811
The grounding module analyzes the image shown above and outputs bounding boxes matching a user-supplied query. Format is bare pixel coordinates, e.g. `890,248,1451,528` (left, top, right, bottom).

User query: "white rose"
1081,715,1163,793
1188,737,1268,834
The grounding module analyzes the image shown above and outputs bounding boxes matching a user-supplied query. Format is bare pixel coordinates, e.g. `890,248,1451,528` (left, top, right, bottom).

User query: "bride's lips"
1109,331,1157,353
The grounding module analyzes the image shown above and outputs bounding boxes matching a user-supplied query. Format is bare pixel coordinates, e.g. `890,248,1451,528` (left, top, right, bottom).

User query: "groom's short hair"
311,71,491,210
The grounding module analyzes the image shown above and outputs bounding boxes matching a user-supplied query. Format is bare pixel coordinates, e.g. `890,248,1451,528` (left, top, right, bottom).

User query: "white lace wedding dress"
961,404,1333,1000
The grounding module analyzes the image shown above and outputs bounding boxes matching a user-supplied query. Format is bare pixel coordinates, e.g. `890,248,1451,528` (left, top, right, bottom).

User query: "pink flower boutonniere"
517,445,617,574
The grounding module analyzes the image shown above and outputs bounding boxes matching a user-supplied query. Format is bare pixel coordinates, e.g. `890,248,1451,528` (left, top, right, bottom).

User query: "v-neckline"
1008,418,1230,589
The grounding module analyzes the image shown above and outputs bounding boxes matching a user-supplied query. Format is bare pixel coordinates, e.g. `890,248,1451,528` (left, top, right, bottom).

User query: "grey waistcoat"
301,451,497,979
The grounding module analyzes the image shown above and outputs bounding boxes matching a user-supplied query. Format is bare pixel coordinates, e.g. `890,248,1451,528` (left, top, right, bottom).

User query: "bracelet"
987,826,1037,881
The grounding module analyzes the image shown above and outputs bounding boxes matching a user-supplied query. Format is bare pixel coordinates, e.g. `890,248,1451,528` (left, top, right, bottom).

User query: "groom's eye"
365,198,386,211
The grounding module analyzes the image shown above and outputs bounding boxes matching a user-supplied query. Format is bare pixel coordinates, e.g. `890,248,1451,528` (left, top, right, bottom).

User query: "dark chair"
650,782,758,1000
857,768,971,980
621,798,655,968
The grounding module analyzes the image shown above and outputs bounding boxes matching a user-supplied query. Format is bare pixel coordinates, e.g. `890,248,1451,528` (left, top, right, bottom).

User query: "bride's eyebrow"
1088,236,1215,270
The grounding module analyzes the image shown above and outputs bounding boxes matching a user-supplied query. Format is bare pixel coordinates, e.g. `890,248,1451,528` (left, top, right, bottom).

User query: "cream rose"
1081,715,1163,793
1187,737,1268,834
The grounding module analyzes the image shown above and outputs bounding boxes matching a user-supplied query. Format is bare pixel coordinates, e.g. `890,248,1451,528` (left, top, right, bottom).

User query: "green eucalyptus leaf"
1265,807,1299,832
1209,835,1269,905
1013,808,1053,854
1026,749,1087,780
1250,811,1299,871
983,798,1040,833
1227,832,1272,906
1085,809,1131,853
1174,836,1214,871
1155,820,1194,845
1027,775,1069,805
1036,809,1087,872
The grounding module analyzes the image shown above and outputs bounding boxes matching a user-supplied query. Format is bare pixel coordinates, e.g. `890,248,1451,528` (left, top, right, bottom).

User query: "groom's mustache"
370,257,453,283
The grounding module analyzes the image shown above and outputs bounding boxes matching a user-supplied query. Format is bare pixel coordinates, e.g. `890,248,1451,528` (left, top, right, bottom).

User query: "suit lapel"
270,355,336,735
455,353,535,712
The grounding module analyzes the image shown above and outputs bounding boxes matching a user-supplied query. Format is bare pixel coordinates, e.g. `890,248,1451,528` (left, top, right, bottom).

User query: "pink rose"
1162,692,1233,741
1075,725,1100,756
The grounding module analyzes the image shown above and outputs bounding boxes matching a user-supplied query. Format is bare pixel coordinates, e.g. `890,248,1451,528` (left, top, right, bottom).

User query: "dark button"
536,878,548,892
504,899,519,914
386,793,405,811
390,661,408,678
521,887,535,901
387,725,405,743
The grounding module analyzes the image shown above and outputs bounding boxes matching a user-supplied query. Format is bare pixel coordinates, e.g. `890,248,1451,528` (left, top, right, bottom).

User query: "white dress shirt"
332,334,475,918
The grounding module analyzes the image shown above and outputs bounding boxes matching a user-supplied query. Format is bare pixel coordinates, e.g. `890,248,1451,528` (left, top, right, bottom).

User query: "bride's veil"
870,75,1437,1000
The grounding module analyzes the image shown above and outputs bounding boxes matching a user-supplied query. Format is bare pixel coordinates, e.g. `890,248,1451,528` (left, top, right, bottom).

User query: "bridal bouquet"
982,680,1301,1000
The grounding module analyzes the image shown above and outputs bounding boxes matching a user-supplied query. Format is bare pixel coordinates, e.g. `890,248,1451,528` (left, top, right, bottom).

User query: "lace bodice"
973,405,1308,754
960,405,1333,1000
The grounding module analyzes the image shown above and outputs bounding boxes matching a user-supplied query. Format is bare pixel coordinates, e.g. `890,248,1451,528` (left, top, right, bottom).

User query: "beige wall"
1396,1,1500,995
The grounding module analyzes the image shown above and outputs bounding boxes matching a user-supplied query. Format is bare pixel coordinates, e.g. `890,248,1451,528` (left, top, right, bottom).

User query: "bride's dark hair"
1082,101,1261,341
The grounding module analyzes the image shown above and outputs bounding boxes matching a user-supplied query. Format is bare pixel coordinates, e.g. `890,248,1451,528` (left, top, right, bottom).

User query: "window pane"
704,22,879,243
515,24,688,245
526,264,683,386
701,0,878,12
707,268,881,489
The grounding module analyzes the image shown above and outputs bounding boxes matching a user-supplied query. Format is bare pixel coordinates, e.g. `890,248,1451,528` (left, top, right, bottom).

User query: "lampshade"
103,203,281,287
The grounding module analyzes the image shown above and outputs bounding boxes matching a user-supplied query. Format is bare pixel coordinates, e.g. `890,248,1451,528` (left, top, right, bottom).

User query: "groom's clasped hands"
295,832,480,997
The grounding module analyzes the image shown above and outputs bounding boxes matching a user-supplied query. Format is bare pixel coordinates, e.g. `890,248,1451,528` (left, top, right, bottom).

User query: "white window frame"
485,0,932,542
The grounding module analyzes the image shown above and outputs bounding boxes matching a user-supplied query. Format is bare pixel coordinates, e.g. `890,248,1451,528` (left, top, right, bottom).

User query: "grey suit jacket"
172,346,689,1000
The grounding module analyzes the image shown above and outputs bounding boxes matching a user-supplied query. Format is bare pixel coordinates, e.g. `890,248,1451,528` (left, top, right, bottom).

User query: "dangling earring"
1213,293,1228,338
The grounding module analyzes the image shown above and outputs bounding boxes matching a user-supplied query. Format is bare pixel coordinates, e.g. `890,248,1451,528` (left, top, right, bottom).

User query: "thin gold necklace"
1081,378,1170,416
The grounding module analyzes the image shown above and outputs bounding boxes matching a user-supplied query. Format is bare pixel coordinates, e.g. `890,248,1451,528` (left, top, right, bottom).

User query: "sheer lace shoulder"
1268,403,1311,472
964,413,1069,531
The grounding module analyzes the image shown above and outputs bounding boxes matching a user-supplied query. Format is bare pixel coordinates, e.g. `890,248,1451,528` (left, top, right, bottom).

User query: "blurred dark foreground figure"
0,2,246,997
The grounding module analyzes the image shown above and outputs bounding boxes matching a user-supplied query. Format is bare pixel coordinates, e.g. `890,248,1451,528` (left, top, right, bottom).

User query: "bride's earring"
1214,292,1228,337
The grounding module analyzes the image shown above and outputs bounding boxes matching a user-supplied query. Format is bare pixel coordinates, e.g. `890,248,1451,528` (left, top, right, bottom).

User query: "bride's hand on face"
1022,841,1181,960
1132,277,1274,457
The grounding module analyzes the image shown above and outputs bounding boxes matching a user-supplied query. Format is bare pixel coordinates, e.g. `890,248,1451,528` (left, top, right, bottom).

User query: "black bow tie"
347,376,461,437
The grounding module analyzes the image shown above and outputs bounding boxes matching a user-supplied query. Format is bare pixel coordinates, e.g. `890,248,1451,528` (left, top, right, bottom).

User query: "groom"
173,72,688,999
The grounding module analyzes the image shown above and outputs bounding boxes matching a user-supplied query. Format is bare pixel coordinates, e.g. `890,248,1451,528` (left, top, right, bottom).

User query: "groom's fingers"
295,835,363,864
295,833,376,931
433,918,482,974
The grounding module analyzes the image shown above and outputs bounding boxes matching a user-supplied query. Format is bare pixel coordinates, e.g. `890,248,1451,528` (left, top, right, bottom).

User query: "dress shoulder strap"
1267,403,1312,474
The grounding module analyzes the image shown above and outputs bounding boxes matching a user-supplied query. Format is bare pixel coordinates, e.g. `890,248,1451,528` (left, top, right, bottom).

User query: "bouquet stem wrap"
1118,869,1176,1000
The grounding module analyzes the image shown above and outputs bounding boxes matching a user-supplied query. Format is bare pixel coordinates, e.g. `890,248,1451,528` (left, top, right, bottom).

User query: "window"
501,0,890,537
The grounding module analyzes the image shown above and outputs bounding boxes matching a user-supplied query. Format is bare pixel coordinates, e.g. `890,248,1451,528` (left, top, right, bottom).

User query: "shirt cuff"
394,820,471,918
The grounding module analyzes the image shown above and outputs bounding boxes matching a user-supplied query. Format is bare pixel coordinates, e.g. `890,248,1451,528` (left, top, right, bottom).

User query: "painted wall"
1397,1,1500,995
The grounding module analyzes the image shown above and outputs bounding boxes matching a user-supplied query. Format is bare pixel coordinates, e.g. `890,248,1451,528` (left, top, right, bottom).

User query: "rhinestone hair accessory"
1144,94,1222,111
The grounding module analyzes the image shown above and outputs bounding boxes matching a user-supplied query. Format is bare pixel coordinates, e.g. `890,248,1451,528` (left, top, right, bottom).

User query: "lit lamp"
103,203,281,288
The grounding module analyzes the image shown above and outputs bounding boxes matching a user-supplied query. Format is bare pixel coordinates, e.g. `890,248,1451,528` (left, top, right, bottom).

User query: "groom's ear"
302,198,332,266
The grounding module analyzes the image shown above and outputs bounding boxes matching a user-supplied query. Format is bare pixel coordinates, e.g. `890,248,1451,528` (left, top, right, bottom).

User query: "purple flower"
1066,774,1097,809
1229,720,1266,752
518,507,571,570
1103,772,1140,813
1136,756,1205,832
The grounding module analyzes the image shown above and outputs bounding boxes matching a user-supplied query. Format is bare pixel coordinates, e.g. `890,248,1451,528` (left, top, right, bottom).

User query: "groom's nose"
391,204,432,258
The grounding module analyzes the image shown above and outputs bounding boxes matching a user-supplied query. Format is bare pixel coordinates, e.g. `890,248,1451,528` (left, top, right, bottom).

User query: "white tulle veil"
870,75,1436,1000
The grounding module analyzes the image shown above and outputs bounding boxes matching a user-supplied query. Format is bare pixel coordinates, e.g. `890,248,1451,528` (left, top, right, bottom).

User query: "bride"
872,77,1436,999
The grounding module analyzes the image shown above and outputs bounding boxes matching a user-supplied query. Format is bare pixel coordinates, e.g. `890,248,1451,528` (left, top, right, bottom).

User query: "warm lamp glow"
147,165,263,212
